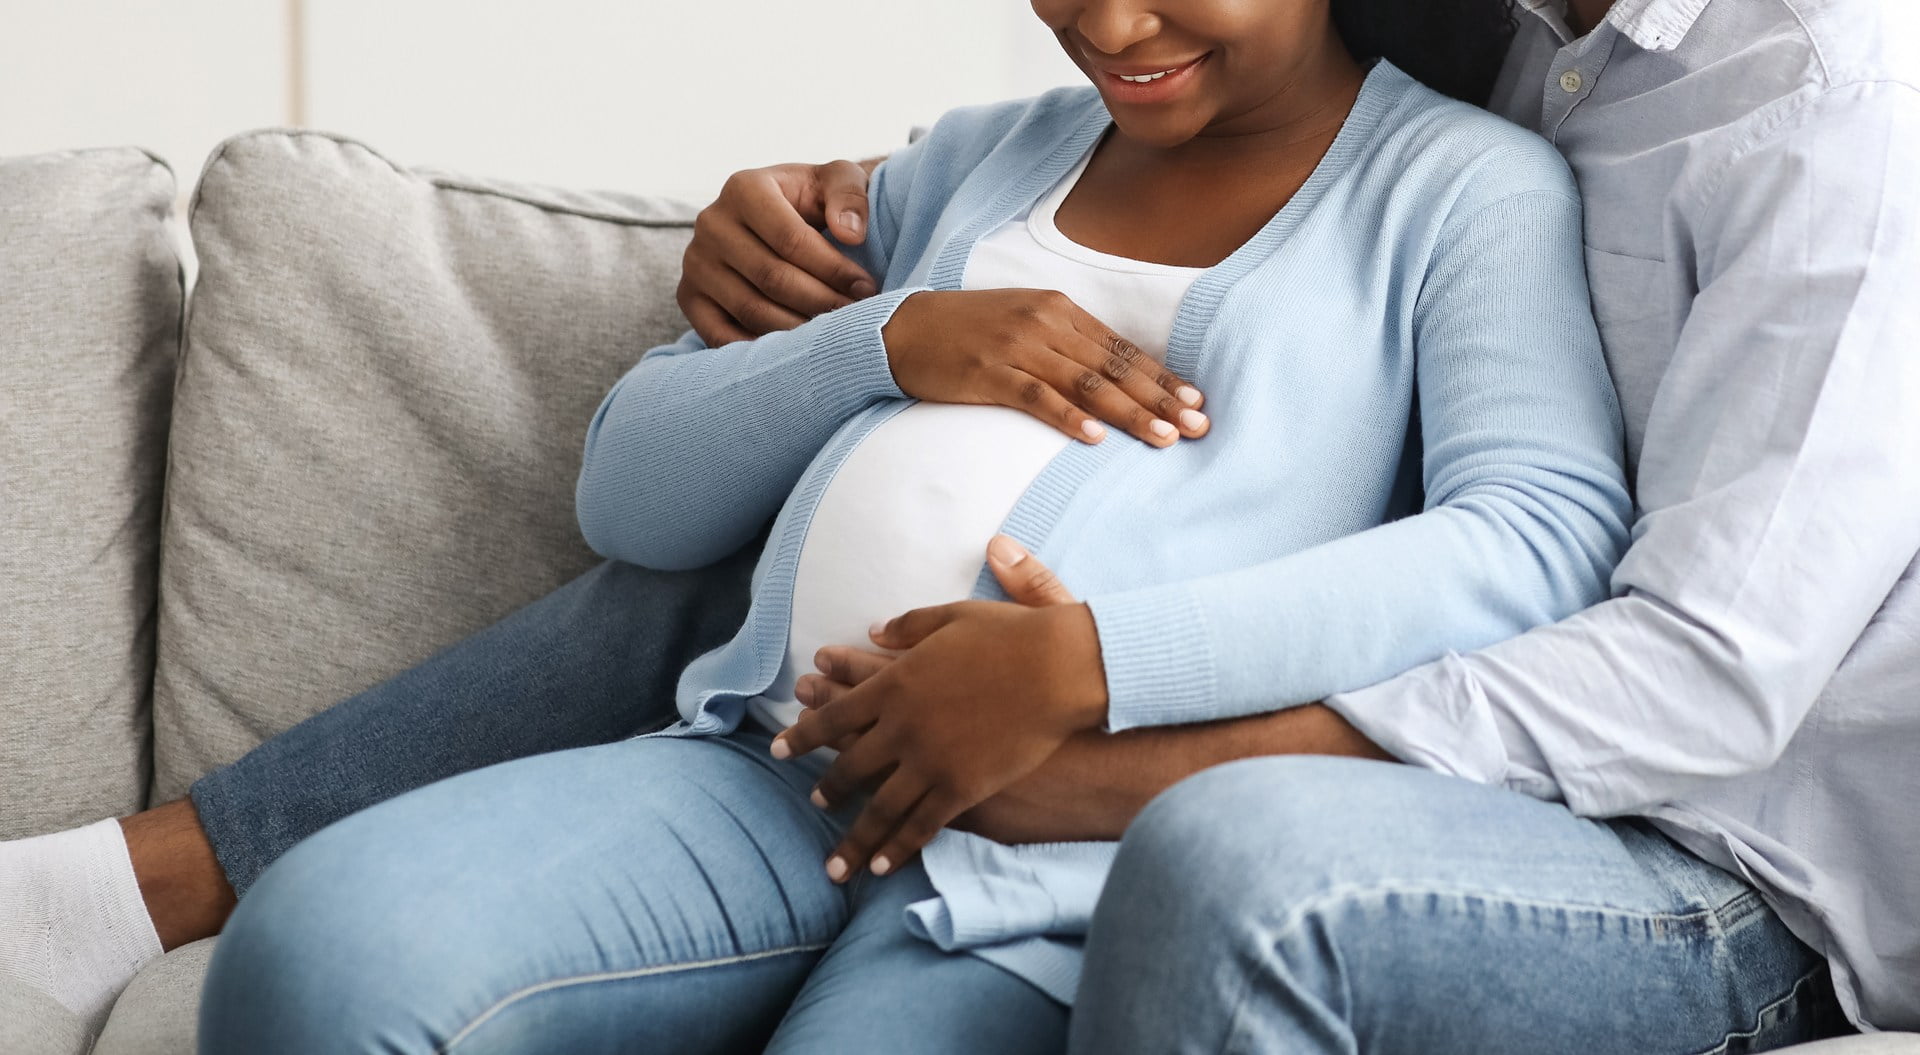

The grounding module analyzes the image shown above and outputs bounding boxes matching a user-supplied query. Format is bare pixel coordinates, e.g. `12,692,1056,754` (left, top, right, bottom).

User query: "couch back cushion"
152,131,696,799
0,149,181,837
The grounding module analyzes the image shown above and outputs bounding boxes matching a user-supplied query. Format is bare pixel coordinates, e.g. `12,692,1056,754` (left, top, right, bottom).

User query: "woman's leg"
171,546,756,921
1071,757,1847,1055
199,729,847,1055
765,861,1070,1055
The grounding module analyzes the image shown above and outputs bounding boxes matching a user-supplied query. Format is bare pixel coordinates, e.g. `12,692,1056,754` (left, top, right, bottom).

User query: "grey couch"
0,135,1911,1054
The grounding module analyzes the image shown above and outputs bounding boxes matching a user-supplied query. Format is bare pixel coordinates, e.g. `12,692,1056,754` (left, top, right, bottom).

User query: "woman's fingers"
824,770,931,883
985,535,1077,606
867,789,968,878
812,646,894,687
1061,316,1209,440
997,366,1112,445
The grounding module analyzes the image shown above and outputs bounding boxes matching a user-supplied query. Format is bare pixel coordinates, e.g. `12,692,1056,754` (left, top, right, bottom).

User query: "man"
678,0,1920,1049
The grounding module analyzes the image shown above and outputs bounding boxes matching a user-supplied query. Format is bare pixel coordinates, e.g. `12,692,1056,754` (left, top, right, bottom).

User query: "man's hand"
677,160,882,346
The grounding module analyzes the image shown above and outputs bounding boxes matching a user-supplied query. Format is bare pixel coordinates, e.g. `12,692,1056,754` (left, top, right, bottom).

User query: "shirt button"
1560,69,1585,93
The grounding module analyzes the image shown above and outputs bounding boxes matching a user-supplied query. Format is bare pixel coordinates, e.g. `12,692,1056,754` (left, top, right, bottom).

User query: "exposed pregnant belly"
749,401,1073,730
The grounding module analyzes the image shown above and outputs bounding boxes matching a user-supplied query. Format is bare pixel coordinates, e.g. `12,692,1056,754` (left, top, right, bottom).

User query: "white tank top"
750,146,1206,731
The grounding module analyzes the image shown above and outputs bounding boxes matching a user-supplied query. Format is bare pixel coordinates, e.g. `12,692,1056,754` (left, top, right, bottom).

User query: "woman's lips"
1094,54,1210,104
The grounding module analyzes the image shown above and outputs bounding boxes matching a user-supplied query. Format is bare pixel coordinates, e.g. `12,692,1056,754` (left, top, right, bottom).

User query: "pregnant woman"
198,0,1631,1051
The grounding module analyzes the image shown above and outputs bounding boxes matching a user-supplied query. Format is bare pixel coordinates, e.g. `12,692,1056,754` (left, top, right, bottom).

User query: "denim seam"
437,942,832,1053
1684,964,1829,1055
1216,880,1721,1055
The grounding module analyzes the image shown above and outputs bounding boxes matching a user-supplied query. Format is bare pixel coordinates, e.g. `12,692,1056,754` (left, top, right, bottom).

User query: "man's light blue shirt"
1328,0,1920,1030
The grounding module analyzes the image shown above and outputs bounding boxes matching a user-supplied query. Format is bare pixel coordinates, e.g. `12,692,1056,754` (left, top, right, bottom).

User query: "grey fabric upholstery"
0,148,181,838
92,939,214,1055
150,130,696,800
0,976,93,1055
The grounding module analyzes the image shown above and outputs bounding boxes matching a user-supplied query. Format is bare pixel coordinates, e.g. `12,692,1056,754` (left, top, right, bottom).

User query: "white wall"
0,1,1081,206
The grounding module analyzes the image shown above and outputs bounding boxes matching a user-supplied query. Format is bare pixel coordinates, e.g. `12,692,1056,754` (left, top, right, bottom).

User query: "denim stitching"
437,942,831,1053
1685,965,1829,1055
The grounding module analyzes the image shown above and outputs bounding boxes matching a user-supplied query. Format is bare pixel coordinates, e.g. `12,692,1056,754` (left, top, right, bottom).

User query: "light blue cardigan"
576,63,1632,1002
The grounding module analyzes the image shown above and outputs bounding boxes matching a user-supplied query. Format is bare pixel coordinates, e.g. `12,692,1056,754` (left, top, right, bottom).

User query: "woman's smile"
1086,51,1212,105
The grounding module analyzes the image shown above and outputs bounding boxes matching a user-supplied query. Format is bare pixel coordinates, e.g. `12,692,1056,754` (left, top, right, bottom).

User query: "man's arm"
1326,81,1920,817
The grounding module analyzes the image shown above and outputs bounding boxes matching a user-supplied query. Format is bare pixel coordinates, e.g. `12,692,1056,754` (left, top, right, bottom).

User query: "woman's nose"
1073,0,1162,58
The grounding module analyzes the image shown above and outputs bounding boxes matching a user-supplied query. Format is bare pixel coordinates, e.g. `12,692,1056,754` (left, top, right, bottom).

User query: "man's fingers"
702,212,858,319
677,282,756,348
825,771,930,883
793,674,849,711
740,182,877,302
682,253,811,336
815,159,874,249
812,646,894,686
985,535,1076,606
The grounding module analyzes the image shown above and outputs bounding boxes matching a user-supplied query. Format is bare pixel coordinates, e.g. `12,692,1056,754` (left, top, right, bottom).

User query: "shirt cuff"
801,286,922,410
1323,652,1513,788
1087,583,1220,732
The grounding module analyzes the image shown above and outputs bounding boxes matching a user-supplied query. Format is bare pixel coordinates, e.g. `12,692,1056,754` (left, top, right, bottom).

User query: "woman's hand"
677,160,882,346
882,289,1210,449
771,539,1112,882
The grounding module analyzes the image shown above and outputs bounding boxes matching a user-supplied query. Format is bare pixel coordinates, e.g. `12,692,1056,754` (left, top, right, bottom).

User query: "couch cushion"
151,130,697,798
0,976,93,1055
0,148,181,837
91,938,214,1055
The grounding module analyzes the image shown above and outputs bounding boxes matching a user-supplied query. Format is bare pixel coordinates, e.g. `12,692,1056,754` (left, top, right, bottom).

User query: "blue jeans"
1071,757,1846,1055
188,551,760,897
197,729,1069,1054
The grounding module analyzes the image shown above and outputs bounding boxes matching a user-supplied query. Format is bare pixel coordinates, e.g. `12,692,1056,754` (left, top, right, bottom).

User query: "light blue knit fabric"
575,63,1632,1002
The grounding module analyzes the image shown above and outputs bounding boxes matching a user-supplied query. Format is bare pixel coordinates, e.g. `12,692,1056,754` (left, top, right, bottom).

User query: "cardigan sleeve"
1088,185,1635,731
573,144,932,571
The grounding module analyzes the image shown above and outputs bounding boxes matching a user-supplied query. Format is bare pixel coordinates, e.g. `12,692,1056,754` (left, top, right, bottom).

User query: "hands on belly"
772,534,1109,883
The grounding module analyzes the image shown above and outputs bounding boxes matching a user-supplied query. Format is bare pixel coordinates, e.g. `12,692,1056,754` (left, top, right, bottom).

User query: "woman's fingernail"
1179,409,1208,432
770,738,792,760
1081,420,1107,442
1177,386,1203,407
869,620,888,641
989,535,1029,566
827,857,849,881
811,788,830,809
795,680,814,705
871,855,893,876
841,211,864,237
1150,419,1177,441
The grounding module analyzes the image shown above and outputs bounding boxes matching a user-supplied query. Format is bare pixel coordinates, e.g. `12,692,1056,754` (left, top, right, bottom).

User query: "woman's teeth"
1117,70,1175,83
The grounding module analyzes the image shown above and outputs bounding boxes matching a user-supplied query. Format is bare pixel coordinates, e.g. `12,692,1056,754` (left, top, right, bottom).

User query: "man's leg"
198,730,847,1054
1072,757,1847,1055
0,543,756,1021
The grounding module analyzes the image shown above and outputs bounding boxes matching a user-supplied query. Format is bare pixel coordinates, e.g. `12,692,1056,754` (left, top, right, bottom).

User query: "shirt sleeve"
1325,82,1920,817
573,144,931,571
1090,177,1635,731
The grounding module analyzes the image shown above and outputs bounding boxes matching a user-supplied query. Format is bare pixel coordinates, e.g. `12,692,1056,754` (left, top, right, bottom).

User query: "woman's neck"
1567,0,1617,36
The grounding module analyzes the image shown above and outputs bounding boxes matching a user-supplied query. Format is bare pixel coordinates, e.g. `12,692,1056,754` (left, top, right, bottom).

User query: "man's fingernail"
1081,420,1107,443
1150,420,1177,441
869,620,888,641
850,279,878,299
795,680,814,705
1179,409,1208,432
770,738,792,760
840,211,864,237
990,535,1028,566
871,855,893,876
827,857,849,881
811,788,829,809
1177,386,1203,407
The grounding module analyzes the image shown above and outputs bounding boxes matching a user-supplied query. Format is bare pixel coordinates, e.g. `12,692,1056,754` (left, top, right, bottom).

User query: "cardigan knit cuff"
801,287,923,411
1087,583,1220,732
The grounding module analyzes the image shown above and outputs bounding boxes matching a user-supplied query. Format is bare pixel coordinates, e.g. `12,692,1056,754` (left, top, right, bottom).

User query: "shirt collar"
1511,0,1711,52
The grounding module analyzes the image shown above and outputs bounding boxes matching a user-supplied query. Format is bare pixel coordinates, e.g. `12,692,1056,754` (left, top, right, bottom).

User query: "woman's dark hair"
1332,0,1520,105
